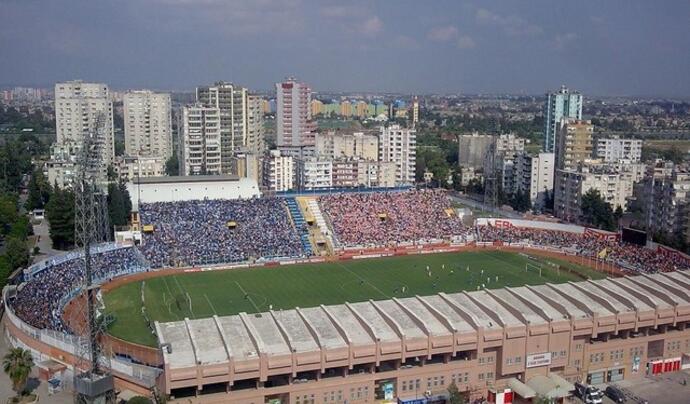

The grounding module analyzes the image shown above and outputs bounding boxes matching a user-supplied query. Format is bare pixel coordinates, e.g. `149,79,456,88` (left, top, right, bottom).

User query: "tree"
580,189,616,231
165,154,180,176
108,180,132,229
509,189,532,212
2,347,34,397
45,186,75,250
0,193,19,235
447,381,468,404
127,396,153,404
5,237,29,271
0,256,12,290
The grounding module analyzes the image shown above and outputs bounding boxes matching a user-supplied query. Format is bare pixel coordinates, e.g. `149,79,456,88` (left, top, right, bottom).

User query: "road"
31,219,61,261
0,320,73,403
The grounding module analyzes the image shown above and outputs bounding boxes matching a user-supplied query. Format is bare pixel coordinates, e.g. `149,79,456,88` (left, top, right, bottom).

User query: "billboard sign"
526,352,552,368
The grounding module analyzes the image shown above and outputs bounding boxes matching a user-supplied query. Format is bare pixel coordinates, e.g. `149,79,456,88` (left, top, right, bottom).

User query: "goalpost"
525,262,543,277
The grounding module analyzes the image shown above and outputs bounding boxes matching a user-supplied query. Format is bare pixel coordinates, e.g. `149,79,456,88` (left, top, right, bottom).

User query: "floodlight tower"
73,112,115,404
483,142,498,213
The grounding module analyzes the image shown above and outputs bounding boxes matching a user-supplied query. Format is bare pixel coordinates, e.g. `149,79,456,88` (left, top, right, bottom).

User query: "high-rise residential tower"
276,77,315,155
543,86,582,152
180,104,221,176
378,124,416,185
196,82,265,173
554,119,593,171
123,90,172,159
54,81,114,167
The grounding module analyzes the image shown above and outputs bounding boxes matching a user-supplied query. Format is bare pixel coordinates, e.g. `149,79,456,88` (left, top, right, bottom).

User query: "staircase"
285,197,314,256
307,199,335,247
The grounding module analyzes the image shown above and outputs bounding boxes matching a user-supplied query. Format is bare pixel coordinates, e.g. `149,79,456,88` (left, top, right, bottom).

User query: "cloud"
427,25,459,41
476,8,543,37
360,16,383,36
320,5,363,18
320,5,383,37
552,32,577,50
456,35,476,50
392,35,420,50
147,0,305,36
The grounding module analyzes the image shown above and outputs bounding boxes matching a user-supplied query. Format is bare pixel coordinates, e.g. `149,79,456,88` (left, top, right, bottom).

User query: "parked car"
605,385,626,403
574,382,603,404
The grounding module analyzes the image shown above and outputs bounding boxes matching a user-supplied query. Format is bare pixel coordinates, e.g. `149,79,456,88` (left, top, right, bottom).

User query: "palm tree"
3,347,34,396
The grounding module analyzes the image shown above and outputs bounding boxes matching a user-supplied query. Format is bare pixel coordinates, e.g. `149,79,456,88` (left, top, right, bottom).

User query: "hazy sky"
1,0,689,96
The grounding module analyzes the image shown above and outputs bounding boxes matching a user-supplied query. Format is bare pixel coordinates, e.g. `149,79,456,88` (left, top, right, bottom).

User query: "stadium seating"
285,197,313,256
11,247,146,332
476,226,690,274
319,189,470,247
138,198,306,268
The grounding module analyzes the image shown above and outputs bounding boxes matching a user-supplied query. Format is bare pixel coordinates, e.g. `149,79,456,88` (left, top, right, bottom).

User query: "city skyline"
1,1,689,97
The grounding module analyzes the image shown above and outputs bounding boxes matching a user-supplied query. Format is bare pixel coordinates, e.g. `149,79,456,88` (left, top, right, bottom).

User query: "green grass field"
104,250,605,346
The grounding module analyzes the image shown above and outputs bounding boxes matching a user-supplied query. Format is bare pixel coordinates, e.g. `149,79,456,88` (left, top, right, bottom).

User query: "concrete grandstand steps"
301,197,335,253
284,197,314,256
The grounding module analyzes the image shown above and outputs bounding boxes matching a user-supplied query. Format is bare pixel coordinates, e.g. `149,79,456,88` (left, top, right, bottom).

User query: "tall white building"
123,90,172,159
262,150,294,192
296,158,333,190
378,125,416,185
515,152,555,209
54,81,114,167
595,137,642,163
276,77,315,155
196,82,265,174
544,86,583,153
180,105,221,175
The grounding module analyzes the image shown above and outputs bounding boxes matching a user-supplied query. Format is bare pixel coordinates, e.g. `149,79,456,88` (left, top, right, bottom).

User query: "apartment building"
180,105,221,175
54,81,114,169
276,77,316,156
544,86,582,152
555,160,645,221
315,131,378,161
458,133,494,169
379,125,416,185
489,134,526,195
595,137,643,163
515,152,555,210
123,90,172,159
262,150,294,192
555,119,594,171
196,82,265,174
296,158,333,190
639,162,690,244
113,155,167,181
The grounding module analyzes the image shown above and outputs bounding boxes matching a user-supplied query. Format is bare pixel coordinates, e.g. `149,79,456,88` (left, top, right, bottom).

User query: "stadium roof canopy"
131,175,241,184
155,271,690,369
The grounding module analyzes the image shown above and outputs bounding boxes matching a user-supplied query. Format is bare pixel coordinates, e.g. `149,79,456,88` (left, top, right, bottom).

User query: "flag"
598,248,608,259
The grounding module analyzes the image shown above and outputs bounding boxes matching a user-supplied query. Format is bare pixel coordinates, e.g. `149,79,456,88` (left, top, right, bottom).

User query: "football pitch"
104,250,606,346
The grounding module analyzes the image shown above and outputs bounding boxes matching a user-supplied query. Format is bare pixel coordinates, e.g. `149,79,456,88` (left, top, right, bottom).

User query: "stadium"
5,184,690,403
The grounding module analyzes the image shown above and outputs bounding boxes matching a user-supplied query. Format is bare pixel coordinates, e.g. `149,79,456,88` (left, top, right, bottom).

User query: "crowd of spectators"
476,225,690,273
139,198,305,268
319,189,469,247
11,247,144,332
11,192,690,334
